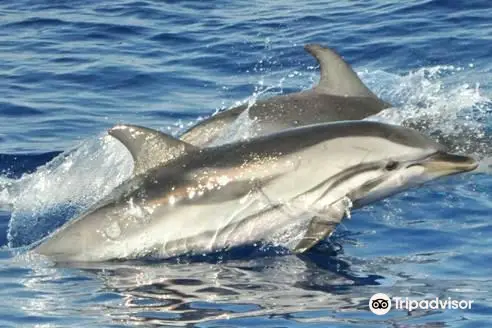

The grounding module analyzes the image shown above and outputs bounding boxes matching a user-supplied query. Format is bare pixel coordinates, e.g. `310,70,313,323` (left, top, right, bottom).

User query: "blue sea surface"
0,0,491,327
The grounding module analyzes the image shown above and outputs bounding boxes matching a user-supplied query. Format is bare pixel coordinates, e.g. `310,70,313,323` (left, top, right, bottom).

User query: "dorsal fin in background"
109,124,198,176
304,44,379,99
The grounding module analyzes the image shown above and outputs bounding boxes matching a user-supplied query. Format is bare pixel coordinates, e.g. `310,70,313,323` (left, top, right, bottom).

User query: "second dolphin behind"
180,44,391,146
181,43,490,160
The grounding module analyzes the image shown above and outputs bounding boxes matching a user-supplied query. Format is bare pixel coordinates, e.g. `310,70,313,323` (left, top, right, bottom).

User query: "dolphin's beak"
420,152,478,176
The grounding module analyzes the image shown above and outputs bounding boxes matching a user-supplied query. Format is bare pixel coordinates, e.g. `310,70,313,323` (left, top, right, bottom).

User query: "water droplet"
105,221,121,240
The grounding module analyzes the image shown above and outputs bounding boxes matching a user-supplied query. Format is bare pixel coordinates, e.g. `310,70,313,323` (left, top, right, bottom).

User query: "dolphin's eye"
385,160,399,171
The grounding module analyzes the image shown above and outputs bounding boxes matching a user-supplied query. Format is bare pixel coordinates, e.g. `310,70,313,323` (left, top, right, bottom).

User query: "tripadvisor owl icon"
369,293,392,315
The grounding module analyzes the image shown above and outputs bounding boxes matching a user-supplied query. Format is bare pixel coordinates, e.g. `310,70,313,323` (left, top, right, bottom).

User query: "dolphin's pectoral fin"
292,217,340,253
109,124,198,176
292,199,348,253
304,44,379,99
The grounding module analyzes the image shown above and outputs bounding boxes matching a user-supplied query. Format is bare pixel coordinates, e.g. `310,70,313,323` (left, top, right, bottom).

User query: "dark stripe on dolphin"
305,162,384,205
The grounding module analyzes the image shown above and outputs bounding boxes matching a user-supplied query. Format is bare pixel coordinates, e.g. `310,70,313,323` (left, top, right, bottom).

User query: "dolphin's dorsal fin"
304,44,378,98
109,124,197,176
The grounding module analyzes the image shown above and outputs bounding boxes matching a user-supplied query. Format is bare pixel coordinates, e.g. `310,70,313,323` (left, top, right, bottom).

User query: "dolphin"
180,44,391,146
34,121,477,262
180,44,488,161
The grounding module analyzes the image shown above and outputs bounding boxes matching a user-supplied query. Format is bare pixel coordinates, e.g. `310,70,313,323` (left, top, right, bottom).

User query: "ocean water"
0,0,491,327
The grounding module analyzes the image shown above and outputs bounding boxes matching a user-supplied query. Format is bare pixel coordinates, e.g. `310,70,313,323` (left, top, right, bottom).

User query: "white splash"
4,134,133,247
208,85,279,146
362,66,491,162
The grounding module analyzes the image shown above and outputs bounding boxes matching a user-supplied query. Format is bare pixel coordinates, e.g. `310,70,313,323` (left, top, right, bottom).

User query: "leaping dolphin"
34,121,477,262
180,44,391,146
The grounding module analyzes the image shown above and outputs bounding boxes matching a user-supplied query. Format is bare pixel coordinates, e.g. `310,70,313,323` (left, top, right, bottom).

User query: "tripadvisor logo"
369,293,474,315
369,293,391,315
